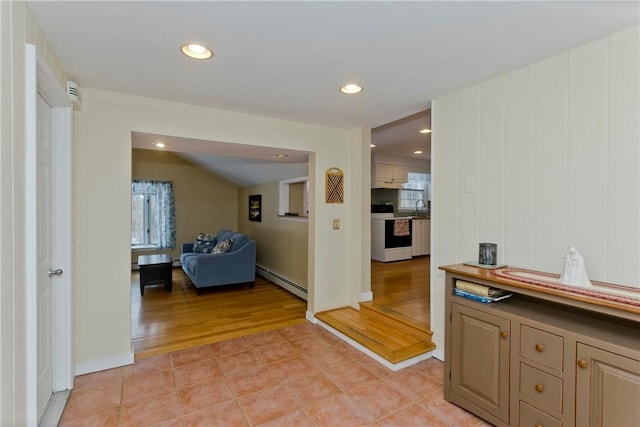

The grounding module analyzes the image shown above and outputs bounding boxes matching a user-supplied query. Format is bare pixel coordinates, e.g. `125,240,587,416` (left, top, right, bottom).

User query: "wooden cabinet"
441,264,640,427
372,163,408,188
575,343,640,427
450,303,510,424
411,219,430,256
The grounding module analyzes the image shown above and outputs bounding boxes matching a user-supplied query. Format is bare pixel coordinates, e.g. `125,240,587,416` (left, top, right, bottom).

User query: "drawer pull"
535,383,544,393
577,359,588,369
535,424,543,427
535,344,545,352
500,331,508,339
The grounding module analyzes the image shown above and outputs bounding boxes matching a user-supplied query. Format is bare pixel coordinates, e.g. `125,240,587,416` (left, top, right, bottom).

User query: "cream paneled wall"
1,3,69,424
431,26,639,357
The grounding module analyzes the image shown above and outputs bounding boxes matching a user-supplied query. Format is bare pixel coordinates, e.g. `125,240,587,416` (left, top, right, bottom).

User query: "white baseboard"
360,291,373,302
432,347,444,361
312,315,433,371
74,351,134,376
305,311,318,323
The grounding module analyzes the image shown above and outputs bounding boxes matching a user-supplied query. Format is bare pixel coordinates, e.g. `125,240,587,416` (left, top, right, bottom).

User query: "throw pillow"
193,233,217,253
212,238,233,254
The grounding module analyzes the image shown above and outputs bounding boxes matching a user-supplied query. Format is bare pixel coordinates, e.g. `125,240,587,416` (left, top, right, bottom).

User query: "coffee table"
138,254,173,295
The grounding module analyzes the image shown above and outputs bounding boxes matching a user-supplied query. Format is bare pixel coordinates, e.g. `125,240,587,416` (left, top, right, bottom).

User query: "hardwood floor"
371,256,430,327
132,256,430,359
131,270,307,359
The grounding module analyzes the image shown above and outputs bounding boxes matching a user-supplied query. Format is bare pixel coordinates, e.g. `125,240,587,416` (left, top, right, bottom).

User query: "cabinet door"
392,165,408,183
576,343,640,427
451,303,510,423
375,164,394,182
412,220,422,256
423,220,430,255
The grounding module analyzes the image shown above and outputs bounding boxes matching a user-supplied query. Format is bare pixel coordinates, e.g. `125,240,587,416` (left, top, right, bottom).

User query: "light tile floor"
59,323,490,427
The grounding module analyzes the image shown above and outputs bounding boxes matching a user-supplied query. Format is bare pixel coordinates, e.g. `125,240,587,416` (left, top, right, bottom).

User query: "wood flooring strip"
132,257,431,360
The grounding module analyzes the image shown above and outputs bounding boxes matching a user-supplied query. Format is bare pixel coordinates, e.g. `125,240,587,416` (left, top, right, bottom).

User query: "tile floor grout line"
60,323,481,427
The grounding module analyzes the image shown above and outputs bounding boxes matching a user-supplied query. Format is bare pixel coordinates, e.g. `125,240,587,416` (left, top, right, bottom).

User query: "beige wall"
1,3,69,424
288,182,305,216
431,26,640,358
73,88,370,372
238,182,309,288
131,149,238,263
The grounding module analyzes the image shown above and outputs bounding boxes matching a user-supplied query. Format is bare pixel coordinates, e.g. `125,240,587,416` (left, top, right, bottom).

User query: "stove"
371,205,412,262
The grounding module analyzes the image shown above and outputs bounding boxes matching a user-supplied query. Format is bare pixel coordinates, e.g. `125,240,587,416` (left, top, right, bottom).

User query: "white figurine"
560,246,592,287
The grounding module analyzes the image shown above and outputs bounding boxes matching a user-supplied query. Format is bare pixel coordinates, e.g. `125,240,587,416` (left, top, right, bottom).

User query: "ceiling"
28,1,639,184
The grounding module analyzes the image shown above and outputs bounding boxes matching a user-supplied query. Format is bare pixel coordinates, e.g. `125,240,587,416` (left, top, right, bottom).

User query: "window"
398,172,430,212
131,180,176,249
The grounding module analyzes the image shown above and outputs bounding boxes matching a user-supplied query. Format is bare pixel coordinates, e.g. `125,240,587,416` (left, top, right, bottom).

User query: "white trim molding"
359,291,373,302
25,44,74,425
75,351,134,376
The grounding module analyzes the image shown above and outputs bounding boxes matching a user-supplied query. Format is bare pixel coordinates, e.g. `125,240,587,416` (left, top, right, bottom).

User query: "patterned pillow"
212,238,233,254
193,233,217,253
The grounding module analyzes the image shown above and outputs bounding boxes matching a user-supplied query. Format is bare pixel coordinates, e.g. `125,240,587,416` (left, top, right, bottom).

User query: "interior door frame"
25,44,74,425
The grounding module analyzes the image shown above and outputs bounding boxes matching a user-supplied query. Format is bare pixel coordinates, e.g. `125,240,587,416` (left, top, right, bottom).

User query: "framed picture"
249,194,262,222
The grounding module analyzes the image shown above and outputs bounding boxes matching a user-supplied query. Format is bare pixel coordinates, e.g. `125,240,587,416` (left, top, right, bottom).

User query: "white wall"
431,26,639,356
74,89,371,371
0,3,69,423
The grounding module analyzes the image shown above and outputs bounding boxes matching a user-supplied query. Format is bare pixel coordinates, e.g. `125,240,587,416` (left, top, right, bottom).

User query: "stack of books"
454,280,512,303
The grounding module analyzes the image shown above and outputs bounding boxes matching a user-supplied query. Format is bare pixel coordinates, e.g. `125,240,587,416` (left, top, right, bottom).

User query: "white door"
36,92,54,420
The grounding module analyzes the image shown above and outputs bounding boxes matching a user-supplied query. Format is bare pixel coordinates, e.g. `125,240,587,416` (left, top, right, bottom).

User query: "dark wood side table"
138,254,173,296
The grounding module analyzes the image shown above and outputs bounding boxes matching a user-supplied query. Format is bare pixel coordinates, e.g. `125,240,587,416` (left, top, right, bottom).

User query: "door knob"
48,268,63,277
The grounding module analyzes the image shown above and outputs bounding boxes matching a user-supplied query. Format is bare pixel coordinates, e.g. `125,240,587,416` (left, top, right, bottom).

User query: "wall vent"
66,81,82,110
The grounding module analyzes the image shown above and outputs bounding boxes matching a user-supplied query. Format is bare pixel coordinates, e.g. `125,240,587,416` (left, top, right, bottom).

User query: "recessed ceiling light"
340,83,363,94
370,144,376,148
419,128,432,134
181,43,213,60
154,142,167,148
274,153,288,159
414,150,423,154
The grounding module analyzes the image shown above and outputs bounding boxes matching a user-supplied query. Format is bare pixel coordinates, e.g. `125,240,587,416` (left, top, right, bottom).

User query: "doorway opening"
370,109,432,329
128,134,314,358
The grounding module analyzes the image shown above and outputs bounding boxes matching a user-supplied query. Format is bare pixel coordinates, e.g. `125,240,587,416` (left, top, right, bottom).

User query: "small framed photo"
249,194,262,222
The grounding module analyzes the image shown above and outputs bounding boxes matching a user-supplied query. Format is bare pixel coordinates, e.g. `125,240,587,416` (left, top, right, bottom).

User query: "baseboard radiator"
256,264,308,301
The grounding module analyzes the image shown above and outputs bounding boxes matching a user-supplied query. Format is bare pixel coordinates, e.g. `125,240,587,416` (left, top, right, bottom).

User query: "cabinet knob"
535,344,545,352
577,359,588,369
535,383,544,393
500,331,508,339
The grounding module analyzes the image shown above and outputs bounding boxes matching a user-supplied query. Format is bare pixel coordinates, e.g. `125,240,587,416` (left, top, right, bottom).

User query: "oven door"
384,219,412,248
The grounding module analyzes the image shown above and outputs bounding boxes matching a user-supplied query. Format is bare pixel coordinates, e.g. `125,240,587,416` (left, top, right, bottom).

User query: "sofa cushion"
216,230,235,243
212,238,233,254
193,233,217,253
229,233,249,251
180,253,198,276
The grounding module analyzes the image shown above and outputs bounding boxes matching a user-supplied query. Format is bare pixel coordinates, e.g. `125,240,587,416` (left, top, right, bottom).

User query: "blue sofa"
180,230,256,294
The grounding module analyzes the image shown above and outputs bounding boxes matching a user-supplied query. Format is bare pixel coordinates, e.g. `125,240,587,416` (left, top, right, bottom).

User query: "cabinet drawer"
520,363,563,413
521,325,563,372
519,401,562,427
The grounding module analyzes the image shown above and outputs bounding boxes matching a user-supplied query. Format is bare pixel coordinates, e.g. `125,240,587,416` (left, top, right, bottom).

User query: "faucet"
415,199,427,217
